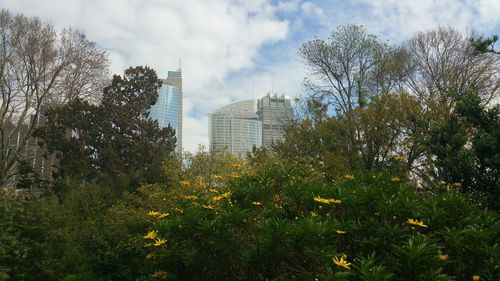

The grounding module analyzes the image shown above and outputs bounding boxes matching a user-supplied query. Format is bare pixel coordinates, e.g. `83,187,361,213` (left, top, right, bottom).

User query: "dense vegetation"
1,10,499,281
1,155,499,280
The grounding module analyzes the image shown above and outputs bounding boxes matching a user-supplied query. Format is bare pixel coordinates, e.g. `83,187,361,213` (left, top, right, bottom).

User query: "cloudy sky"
2,0,500,152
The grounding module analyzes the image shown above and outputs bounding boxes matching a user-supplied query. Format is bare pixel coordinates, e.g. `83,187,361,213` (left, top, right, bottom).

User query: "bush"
140,166,500,281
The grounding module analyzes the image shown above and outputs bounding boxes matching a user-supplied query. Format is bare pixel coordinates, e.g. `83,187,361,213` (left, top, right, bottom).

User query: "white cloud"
2,0,292,152
348,0,500,40
300,1,328,26
183,115,210,154
276,0,301,13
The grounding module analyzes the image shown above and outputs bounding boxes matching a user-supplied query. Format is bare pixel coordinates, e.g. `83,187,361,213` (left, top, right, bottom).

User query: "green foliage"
422,91,500,210
470,35,499,54
0,191,65,281
277,93,423,179
138,165,499,281
0,149,499,281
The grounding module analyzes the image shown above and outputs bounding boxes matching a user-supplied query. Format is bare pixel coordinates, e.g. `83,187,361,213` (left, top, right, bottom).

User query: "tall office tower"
149,69,183,152
257,93,292,148
165,70,182,152
209,100,262,156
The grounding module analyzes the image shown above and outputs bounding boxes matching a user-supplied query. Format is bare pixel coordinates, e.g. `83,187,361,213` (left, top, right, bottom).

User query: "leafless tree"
0,9,109,188
403,27,500,110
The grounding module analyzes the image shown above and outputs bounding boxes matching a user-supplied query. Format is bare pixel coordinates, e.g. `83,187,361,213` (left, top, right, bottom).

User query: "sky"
2,0,500,152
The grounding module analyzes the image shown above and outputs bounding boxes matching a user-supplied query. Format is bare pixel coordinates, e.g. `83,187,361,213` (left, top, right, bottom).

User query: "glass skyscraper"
149,70,183,152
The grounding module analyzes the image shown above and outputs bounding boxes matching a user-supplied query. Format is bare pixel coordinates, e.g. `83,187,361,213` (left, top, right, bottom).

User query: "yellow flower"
439,254,448,261
143,230,158,240
147,211,161,217
453,182,462,188
232,163,242,169
394,155,405,161
213,175,223,180
183,195,198,200
195,181,207,188
212,191,232,202
335,230,347,234
152,270,168,279
314,195,342,204
179,180,191,187
202,204,214,210
343,174,355,180
332,255,351,269
212,195,223,201
391,176,401,182
148,211,169,219
406,218,428,228
158,212,169,219
252,201,263,206
209,188,218,193
310,211,319,217
472,275,480,281
153,238,167,247
229,172,241,178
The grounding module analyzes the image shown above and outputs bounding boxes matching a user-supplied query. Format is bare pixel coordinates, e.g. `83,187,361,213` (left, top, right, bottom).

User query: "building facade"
257,94,292,148
149,70,183,152
209,100,262,156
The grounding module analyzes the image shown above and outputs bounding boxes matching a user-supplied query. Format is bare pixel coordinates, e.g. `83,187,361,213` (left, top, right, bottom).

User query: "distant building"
209,94,292,156
149,70,183,152
257,93,292,148
209,100,262,156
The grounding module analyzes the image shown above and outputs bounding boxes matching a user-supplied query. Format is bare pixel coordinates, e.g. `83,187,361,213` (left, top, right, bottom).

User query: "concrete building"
209,94,292,155
209,100,262,156
257,93,292,148
149,69,183,152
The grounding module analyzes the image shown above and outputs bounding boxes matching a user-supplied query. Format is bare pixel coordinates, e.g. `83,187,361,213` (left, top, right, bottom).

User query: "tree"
0,9,109,188
403,28,499,110
299,25,397,174
35,66,176,193
299,25,392,115
423,90,500,210
277,93,426,179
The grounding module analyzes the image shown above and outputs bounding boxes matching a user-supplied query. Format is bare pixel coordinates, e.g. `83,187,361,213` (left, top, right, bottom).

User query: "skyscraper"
257,93,292,148
149,69,183,152
209,100,262,156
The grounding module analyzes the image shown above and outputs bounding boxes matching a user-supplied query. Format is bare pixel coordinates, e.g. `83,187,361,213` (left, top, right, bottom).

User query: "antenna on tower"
271,81,274,95
178,58,182,71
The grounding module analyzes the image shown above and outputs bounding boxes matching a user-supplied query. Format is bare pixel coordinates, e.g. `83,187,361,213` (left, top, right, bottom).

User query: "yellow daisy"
406,218,428,228
332,255,351,269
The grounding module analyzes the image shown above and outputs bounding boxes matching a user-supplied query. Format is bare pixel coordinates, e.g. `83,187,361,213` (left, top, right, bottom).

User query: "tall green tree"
35,66,176,193
423,90,500,210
